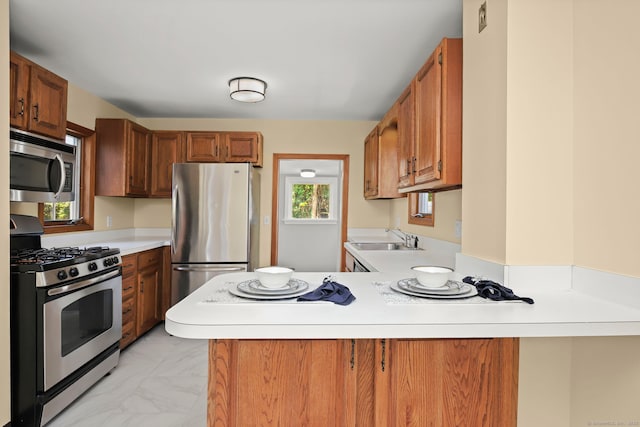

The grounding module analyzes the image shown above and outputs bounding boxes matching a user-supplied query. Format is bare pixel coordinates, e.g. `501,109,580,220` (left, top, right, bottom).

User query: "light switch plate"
455,220,462,238
479,1,487,33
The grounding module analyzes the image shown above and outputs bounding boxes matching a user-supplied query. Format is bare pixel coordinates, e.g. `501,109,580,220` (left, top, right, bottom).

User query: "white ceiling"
9,0,462,121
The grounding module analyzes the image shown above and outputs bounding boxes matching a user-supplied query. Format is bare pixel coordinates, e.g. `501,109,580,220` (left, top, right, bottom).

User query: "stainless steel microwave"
10,128,76,203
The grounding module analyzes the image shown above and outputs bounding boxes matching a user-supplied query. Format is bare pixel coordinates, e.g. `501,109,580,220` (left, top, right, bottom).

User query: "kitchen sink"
350,242,421,251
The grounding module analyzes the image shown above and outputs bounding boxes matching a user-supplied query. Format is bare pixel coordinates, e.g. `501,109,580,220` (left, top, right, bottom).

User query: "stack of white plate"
229,278,310,300
391,278,478,299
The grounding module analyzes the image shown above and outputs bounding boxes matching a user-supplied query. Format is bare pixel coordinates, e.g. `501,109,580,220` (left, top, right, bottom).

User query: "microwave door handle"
52,154,66,200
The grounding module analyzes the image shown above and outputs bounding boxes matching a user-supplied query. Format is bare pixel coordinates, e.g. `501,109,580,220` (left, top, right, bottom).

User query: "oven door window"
61,289,113,357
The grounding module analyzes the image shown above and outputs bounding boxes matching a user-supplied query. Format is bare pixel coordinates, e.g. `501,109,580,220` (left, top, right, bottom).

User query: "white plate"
398,278,471,296
391,282,478,300
242,278,309,295
230,280,310,300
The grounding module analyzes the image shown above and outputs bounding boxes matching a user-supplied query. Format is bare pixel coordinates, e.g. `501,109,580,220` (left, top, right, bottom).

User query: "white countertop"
164,271,640,340
41,228,170,256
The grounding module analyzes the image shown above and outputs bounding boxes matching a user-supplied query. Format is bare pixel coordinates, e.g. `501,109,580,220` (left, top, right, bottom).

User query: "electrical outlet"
106,216,112,228
479,1,487,33
455,220,462,238
263,215,270,225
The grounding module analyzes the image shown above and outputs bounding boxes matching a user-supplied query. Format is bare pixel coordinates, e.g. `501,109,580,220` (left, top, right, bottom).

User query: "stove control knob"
112,256,120,265
88,262,98,271
104,258,112,267
57,270,68,280
69,267,79,277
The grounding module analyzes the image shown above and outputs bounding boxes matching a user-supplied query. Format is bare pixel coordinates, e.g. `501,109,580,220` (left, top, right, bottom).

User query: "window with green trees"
285,176,338,223
291,183,330,219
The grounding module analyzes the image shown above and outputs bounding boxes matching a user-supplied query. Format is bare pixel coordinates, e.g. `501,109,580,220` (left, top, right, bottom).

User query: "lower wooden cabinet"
120,247,170,349
208,338,518,427
136,248,162,336
120,254,138,349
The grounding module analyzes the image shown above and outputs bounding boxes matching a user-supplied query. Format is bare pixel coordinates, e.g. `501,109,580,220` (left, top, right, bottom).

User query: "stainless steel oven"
10,214,122,427
42,269,122,391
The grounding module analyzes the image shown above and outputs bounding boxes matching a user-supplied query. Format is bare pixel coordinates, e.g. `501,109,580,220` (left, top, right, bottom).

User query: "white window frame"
284,176,338,224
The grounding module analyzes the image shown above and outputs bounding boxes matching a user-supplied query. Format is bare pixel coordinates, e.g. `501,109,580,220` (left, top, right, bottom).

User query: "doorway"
271,154,349,271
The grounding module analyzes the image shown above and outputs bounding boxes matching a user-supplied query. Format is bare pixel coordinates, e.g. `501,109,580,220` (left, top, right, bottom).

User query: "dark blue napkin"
297,276,356,305
463,276,534,304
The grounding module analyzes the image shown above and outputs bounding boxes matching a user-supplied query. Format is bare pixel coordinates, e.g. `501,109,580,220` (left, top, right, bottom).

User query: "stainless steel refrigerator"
171,163,260,304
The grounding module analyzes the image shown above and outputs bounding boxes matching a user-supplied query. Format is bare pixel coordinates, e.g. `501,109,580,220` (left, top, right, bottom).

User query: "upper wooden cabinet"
10,51,68,140
398,38,462,193
185,132,222,162
185,131,263,166
224,132,263,166
363,125,379,198
151,131,185,197
95,118,151,197
364,105,404,200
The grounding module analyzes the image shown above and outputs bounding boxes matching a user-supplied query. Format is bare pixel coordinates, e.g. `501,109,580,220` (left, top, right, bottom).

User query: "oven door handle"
47,269,121,297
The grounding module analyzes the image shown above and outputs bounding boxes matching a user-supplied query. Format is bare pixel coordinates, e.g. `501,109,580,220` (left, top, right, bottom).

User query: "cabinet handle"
140,281,144,293
123,286,133,291
32,104,39,122
350,339,355,370
380,339,386,372
412,157,416,174
215,145,219,158
406,159,411,176
123,308,132,314
18,98,25,116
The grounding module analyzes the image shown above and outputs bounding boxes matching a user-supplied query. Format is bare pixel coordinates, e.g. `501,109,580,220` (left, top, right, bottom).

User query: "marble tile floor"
47,324,208,427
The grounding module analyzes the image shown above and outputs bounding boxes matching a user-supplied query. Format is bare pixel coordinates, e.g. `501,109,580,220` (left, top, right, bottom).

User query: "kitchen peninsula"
165,271,640,427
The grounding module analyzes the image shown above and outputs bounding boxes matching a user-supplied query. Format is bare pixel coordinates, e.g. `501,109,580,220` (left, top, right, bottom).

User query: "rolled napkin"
462,276,534,304
297,276,356,305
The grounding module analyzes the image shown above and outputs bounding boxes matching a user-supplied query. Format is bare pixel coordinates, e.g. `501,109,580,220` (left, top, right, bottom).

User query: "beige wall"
463,0,640,425
389,189,462,243
461,0,508,263
573,0,640,278
1,1,10,422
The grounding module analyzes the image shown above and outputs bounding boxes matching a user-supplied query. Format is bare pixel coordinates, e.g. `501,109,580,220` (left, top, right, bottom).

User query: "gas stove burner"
11,247,107,265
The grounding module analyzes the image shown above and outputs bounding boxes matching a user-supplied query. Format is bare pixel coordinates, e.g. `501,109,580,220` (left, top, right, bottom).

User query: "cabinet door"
126,123,151,196
397,83,415,189
10,52,30,129
364,127,379,198
376,338,519,427
185,132,222,162
120,254,138,348
137,266,160,336
151,131,184,197
209,339,356,426
224,132,262,166
160,246,171,320
414,49,441,185
28,64,68,140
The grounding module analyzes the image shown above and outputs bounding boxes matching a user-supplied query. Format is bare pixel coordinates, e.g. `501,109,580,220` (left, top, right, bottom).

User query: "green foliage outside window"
43,202,72,221
291,184,330,219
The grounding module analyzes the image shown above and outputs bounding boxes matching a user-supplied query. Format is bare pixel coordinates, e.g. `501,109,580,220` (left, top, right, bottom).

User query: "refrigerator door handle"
171,183,179,255
173,266,246,272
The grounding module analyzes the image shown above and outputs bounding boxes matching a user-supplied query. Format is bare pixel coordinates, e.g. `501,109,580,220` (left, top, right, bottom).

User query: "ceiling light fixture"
228,77,267,103
300,169,316,178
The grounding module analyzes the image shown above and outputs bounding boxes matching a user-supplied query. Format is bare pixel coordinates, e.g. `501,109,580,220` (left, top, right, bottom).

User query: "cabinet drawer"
138,248,162,270
122,277,136,300
121,255,137,280
120,321,136,349
122,296,136,325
